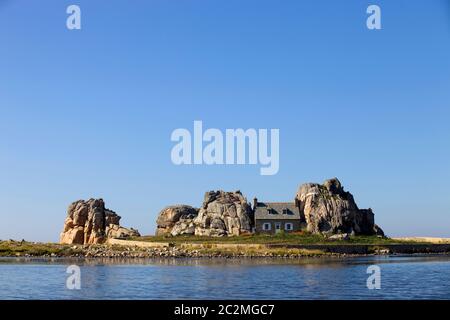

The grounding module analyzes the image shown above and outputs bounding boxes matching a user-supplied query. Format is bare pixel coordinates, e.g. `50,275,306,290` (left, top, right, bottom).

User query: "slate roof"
254,202,300,220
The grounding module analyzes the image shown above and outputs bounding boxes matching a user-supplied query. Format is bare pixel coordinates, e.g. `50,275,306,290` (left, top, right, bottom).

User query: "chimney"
253,197,258,210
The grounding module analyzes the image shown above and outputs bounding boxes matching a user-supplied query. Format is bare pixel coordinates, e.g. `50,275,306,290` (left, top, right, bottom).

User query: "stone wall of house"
255,219,303,235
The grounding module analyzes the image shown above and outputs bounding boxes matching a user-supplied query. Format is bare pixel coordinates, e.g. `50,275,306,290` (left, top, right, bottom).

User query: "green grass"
0,234,431,258
191,246,326,257
0,240,81,257
130,232,413,245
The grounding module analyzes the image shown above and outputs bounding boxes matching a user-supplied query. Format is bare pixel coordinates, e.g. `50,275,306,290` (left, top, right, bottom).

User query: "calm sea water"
0,255,449,300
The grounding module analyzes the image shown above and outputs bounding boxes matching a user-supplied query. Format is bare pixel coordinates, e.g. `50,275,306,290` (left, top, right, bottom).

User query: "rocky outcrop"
194,191,253,237
155,191,253,237
296,178,383,236
154,179,382,238
60,199,140,245
155,205,199,236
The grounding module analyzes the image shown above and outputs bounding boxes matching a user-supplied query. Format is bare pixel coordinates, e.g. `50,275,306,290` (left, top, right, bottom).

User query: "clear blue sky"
1,0,449,241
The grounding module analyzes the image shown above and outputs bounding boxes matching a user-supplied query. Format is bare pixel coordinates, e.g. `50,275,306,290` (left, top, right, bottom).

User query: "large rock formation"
296,178,383,236
60,199,140,245
155,205,199,236
154,179,382,237
155,191,253,237
194,191,253,237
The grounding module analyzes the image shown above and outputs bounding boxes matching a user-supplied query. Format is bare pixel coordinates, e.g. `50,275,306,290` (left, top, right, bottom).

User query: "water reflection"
1,255,449,267
1,255,449,300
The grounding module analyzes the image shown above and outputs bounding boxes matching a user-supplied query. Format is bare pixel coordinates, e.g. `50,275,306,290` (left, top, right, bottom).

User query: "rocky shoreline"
75,246,326,259
2,240,450,259
0,241,327,259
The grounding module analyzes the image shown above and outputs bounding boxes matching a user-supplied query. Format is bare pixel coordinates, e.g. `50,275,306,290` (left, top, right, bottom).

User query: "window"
275,222,281,230
282,209,289,215
262,223,271,231
285,223,293,231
